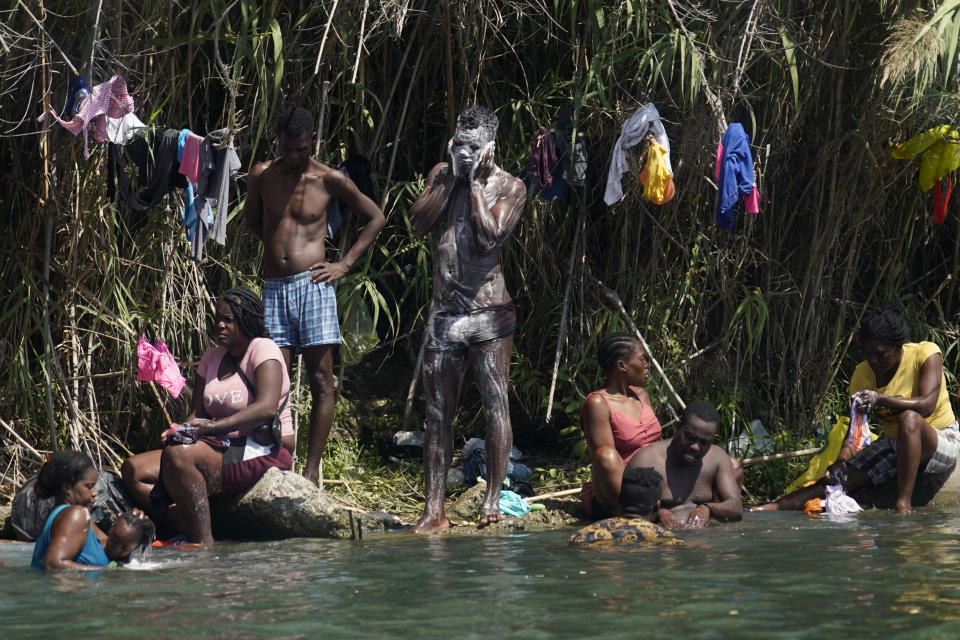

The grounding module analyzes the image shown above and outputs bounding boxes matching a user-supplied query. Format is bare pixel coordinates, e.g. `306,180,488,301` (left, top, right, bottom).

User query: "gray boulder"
211,467,385,540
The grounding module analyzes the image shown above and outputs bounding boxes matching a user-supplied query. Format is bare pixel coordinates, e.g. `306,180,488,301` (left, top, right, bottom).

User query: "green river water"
2,509,960,639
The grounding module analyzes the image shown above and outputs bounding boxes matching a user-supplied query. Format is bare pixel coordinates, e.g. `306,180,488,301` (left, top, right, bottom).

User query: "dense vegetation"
1,0,958,501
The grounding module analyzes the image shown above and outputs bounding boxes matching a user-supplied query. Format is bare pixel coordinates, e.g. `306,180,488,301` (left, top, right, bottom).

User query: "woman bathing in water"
31,450,155,570
758,305,960,513
121,288,295,543
580,333,663,520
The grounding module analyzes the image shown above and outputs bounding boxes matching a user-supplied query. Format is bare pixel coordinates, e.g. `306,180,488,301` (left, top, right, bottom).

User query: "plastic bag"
11,471,133,541
338,294,379,366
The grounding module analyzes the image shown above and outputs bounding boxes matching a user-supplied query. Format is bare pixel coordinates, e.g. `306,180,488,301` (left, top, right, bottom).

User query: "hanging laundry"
177,128,210,259
136,337,186,398
325,155,374,238
554,104,587,187
107,128,187,213
891,125,960,191
197,128,241,247
640,140,675,204
38,75,135,158
933,176,952,225
106,112,147,145
891,125,960,223
523,126,558,198
62,77,90,118
715,123,759,230
178,129,204,184
604,103,672,206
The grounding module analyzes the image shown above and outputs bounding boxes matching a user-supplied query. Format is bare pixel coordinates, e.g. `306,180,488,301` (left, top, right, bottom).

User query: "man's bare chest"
262,175,331,224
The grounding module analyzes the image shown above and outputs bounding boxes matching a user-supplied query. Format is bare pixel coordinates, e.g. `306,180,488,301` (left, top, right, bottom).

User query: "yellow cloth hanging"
890,125,960,192
641,142,675,204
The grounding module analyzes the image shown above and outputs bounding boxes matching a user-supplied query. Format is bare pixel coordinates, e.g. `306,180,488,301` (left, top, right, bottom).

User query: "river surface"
2,509,960,639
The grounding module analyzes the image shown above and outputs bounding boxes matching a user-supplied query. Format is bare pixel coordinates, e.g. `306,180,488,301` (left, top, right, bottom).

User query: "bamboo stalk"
38,5,57,451
442,0,455,135
545,213,583,423
312,0,341,76
350,0,368,85
380,44,424,209
740,448,820,467
0,417,46,462
524,488,581,503
586,269,686,413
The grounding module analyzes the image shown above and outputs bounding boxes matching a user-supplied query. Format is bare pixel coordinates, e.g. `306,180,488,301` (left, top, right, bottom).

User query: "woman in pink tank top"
580,333,662,519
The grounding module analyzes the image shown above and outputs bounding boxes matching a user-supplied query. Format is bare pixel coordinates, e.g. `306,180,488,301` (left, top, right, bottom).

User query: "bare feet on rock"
301,467,320,486
477,510,503,528
413,513,450,534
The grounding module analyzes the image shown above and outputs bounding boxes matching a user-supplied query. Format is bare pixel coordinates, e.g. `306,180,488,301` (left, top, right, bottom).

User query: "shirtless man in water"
407,106,525,532
627,401,743,529
245,106,385,483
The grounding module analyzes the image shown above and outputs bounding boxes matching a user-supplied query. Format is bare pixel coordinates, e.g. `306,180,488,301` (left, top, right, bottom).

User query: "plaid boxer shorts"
263,271,341,348
850,421,960,485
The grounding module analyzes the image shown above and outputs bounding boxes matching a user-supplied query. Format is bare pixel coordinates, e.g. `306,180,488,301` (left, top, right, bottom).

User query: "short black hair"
35,450,95,500
116,510,157,559
619,467,663,517
597,332,638,376
680,401,721,430
456,105,499,140
860,303,908,346
277,106,314,138
221,288,269,339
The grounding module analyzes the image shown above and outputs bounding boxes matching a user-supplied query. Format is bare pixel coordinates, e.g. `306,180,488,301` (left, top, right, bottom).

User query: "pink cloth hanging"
715,140,760,215
137,337,186,398
37,75,135,158
178,131,204,184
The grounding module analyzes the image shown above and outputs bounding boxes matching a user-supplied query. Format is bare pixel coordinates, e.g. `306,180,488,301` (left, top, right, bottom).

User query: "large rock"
851,465,956,509
446,480,488,523
0,503,12,538
211,468,386,540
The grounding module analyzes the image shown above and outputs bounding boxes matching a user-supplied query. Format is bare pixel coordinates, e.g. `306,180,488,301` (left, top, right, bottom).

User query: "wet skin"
408,121,526,532
42,467,109,571
627,416,743,529
245,131,385,483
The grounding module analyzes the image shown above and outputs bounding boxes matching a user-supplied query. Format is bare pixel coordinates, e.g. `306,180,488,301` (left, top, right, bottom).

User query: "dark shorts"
425,304,516,351
220,439,293,495
849,422,960,485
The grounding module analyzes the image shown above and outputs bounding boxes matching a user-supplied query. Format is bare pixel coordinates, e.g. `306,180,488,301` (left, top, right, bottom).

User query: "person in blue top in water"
31,450,155,570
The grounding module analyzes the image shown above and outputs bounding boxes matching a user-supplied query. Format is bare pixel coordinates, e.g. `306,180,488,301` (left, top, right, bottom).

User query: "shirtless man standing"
407,106,525,531
245,106,385,483
627,401,743,529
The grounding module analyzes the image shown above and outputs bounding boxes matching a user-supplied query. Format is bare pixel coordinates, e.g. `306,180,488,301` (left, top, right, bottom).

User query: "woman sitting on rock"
122,288,294,543
759,304,959,513
580,333,663,520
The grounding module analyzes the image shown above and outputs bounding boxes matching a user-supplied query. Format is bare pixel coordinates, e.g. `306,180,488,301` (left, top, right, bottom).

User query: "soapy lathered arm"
468,146,525,250
408,163,453,236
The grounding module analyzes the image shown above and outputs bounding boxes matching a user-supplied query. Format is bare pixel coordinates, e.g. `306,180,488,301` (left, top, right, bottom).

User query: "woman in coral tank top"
580,333,662,520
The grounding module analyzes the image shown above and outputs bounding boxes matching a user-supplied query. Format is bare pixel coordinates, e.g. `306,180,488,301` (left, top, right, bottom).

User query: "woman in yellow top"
763,305,959,513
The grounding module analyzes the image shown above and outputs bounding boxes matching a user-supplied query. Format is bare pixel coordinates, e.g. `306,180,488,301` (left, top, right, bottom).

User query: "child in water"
31,450,155,570
569,467,681,545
